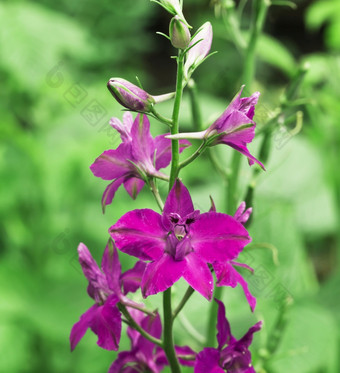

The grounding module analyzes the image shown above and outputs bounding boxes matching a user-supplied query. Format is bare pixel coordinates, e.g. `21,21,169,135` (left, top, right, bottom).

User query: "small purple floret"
109,309,195,373
194,299,262,373
90,113,190,211
70,242,145,351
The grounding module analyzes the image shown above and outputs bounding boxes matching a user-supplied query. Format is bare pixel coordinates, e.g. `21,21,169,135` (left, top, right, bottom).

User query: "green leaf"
257,34,296,77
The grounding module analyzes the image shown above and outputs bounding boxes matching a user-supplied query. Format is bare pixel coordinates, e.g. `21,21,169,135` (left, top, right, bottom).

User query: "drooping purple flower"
90,113,190,211
70,242,146,351
194,299,262,373
107,78,155,112
166,86,264,169
209,200,256,311
184,22,213,78
109,179,251,300
109,309,195,373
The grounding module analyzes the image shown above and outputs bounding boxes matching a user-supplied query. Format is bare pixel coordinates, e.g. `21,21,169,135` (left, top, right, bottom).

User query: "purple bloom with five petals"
195,299,262,373
70,242,146,351
209,201,256,311
109,309,195,373
90,113,190,212
109,179,251,300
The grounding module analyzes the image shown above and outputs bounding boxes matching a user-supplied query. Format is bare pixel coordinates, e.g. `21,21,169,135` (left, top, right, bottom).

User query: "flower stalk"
118,303,163,347
169,50,185,190
163,49,186,373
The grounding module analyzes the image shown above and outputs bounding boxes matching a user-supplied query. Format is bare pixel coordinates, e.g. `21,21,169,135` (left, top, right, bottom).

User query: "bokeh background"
1,0,339,372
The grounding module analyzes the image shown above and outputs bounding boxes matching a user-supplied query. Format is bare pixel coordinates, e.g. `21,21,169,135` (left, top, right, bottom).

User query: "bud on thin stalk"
169,16,191,49
107,78,155,112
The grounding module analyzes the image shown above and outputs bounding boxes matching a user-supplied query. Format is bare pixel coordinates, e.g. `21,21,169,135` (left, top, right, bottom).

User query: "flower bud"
184,22,213,77
107,78,155,112
159,0,183,16
169,16,191,49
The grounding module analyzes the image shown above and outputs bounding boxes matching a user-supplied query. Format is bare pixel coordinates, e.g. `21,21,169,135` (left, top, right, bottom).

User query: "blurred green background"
1,0,339,372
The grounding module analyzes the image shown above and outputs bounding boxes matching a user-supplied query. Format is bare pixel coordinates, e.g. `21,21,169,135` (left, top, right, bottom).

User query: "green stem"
169,51,185,190
226,151,242,214
206,286,223,347
162,50,185,373
163,288,181,373
178,141,207,170
241,0,268,87
150,107,173,127
149,178,164,211
187,79,203,131
118,303,163,347
172,286,195,320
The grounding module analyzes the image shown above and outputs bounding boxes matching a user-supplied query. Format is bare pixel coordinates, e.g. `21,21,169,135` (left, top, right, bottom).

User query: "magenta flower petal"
141,254,186,297
215,298,234,349
77,243,103,285
190,212,251,262
109,351,136,373
214,262,256,312
120,261,147,295
130,114,155,171
154,134,191,170
90,144,132,180
175,346,196,367
110,209,166,261
101,177,125,211
70,295,121,351
163,179,195,220
101,243,122,296
183,252,214,300
220,140,265,169
238,320,263,348
91,294,122,350
123,177,145,200
195,348,224,373
234,202,252,224
70,304,98,351
110,112,134,142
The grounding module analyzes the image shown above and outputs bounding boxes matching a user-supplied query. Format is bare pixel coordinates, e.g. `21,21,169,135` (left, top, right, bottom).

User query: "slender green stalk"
172,286,195,320
206,286,222,347
149,178,164,211
163,288,181,373
118,303,163,347
178,141,207,170
227,0,268,214
188,79,203,131
169,51,185,189
162,50,186,373
241,0,268,87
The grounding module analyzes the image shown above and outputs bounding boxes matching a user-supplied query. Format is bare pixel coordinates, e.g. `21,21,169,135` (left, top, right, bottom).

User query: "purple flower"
90,113,190,211
209,201,256,311
109,309,195,373
194,299,262,373
184,22,213,78
205,86,264,169
70,242,146,351
109,179,251,300
166,86,264,169
107,78,155,112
